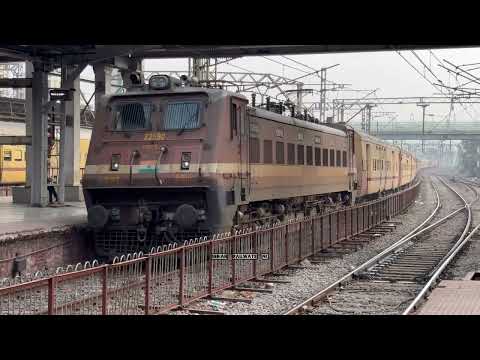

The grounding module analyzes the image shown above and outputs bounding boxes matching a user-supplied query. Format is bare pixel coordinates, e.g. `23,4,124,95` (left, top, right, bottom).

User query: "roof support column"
25,61,33,188
30,63,49,207
58,65,81,202
93,63,113,111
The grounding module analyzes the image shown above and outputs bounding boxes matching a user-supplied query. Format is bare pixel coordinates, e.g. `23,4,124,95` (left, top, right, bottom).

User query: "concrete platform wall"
0,225,94,278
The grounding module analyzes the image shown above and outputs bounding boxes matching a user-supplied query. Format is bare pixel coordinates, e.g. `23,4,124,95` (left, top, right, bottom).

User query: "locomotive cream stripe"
85,163,348,177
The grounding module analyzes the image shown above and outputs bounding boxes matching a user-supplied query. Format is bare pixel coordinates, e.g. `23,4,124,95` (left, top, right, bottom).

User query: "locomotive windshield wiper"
177,111,199,136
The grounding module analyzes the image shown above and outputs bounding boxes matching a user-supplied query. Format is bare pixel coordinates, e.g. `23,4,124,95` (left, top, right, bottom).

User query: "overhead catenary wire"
261,56,312,75
411,51,444,85
399,51,476,122
279,55,335,83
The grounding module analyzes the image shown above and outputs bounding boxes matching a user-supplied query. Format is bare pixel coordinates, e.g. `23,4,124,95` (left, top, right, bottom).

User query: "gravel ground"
176,178,438,315
311,282,422,315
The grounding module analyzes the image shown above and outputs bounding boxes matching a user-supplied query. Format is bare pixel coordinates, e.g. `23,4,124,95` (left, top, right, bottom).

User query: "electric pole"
417,103,429,153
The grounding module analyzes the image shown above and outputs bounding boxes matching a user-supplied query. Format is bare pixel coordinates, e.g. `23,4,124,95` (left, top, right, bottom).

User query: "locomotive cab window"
113,102,154,131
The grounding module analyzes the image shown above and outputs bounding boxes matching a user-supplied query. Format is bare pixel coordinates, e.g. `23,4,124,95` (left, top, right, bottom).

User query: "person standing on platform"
47,176,59,204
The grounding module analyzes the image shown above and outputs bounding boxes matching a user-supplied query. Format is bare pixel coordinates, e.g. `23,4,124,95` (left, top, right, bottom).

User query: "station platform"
417,277,480,315
0,196,87,238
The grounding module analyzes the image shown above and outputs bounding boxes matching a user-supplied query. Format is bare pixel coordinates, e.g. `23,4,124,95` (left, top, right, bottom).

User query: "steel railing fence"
0,181,419,315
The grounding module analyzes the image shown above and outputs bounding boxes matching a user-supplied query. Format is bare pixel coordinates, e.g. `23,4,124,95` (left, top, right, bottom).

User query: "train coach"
0,126,91,186
82,74,417,257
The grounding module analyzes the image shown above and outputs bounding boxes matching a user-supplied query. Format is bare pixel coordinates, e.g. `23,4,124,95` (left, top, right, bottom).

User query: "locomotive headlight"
111,154,121,171
181,152,191,170
149,75,170,90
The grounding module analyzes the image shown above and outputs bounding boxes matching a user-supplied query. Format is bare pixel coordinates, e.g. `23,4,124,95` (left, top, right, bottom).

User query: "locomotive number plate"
144,132,166,141
104,175,120,184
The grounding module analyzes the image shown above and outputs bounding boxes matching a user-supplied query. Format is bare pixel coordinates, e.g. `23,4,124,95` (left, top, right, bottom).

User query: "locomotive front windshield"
113,102,154,130
110,99,202,132
161,102,200,131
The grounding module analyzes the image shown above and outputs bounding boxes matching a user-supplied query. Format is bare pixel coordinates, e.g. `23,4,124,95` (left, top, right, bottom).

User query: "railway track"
284,176,478,315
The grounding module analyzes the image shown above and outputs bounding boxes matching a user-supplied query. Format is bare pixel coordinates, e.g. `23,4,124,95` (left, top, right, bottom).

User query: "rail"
0,181,419,315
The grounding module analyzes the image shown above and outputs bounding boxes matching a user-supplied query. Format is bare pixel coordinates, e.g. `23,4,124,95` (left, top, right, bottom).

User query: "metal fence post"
329,213,333,247
336,212,340,243
357,207,360,234
102,266,108,315
232,234,236,285
298,221,302,260
48,277,56,315
253,231,257,278
270,227,275,271
145,256,151,315
208,241,213,295
285,223,289,265
311,218,315,255
179,247,185,307
320,216,324,249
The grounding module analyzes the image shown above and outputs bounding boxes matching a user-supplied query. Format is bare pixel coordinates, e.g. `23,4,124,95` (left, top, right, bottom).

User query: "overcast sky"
141,47,480,126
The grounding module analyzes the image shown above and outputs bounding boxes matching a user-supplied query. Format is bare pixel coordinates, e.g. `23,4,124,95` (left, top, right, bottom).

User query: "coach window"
14,150,22,161
342,151,347,167
276,142,285,164
322,149,328,166
315,147,321,166
250,137,260,163
3,150,12,161
306,146,313,165
336,150,341,167
287,143,295,165
297,145,305,165
329,149,335,167
263,140,273,164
